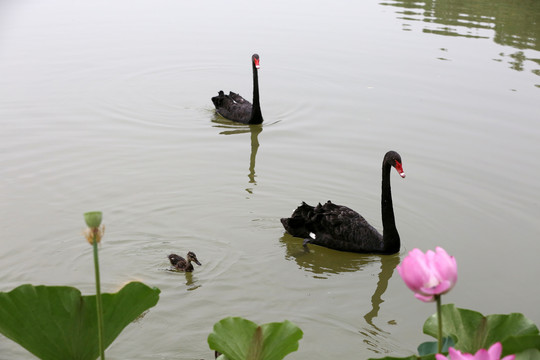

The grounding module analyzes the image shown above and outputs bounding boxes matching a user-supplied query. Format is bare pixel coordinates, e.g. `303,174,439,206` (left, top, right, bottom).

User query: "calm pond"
1,0,539,358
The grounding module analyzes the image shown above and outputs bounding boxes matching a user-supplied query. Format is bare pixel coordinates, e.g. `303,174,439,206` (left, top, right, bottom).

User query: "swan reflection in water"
280,234,401,354
212,117,262,194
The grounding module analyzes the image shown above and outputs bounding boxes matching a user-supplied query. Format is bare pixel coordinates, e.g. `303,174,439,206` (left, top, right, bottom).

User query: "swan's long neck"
250,63,263,124
381,162,400,253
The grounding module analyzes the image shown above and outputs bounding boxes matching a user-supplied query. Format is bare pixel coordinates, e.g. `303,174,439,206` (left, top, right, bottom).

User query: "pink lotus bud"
397,247,457,302
435,342,515,360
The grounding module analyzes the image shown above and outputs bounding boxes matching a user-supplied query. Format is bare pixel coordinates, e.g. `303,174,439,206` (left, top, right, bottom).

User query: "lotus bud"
397,247,457,302
84,211,102,228
83,211,105,245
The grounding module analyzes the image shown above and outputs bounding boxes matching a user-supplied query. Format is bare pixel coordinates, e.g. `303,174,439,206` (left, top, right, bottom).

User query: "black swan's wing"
211,90,252,124
281,201,384,253
228,91,251,105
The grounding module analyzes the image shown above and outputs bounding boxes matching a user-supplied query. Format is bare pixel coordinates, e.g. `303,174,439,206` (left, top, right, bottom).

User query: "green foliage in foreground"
417,336,455,357
423,304,539,354
208,317,303,360
0,282,160,360
370,304,540,360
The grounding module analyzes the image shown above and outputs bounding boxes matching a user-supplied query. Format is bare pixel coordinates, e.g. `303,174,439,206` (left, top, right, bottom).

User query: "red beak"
395,160,406,178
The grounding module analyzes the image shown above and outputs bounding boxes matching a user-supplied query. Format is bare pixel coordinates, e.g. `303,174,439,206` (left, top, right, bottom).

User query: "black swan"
168,252,202,272
211,54,263,124
280,151,405,254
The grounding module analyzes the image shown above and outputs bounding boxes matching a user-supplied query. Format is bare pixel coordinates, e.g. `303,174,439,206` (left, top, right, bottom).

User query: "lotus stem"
92,231,105,359
85,212,105,360
435,294,442,354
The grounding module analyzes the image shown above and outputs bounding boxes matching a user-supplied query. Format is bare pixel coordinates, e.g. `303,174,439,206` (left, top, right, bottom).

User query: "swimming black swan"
211,54,263,124
280,151,405,254
168,252,202,272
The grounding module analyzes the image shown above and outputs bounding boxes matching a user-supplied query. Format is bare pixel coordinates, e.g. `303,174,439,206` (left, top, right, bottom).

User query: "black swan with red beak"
281,151,406,254
211,54,263,124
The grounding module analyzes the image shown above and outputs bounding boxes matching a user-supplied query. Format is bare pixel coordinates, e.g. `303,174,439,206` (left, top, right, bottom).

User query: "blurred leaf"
208,317,303,360
368,355,437,360
0,282,160,360
502,335,540,357
418,336,455,356
423,304,538,354
514,348,540,360
368,357,418,360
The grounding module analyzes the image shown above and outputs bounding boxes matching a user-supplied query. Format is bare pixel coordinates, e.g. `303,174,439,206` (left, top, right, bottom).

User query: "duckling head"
187,251,202,266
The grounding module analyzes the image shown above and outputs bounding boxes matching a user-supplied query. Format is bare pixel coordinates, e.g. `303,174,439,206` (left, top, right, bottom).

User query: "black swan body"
211,54,263,124
168,252,202,272
280,151,406,254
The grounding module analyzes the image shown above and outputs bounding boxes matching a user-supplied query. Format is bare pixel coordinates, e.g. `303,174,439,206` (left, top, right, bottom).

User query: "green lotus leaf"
208,317,303,360
513,348,540,360
0,282,160,360
502,335,540,353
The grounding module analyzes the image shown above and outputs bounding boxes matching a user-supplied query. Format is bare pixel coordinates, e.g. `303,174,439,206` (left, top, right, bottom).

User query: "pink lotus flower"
397,247,457,302
435,342,515,360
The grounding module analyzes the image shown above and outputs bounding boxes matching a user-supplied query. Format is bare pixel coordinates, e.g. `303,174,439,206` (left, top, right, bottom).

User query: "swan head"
385,150,406,178
252,54,260,69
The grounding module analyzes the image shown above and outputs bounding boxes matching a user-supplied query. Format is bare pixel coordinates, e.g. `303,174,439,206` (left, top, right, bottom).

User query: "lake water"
1,0,539,359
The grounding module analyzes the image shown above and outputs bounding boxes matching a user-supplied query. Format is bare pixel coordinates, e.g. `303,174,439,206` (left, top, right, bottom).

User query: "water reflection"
212,118,262,194
184,272,202,291
360,254,400,354
381,0,540,76
363,254,400,327
247,125,261,189
280,234,400,352
280,234,382,276
166,269,202,291
282,234,399,322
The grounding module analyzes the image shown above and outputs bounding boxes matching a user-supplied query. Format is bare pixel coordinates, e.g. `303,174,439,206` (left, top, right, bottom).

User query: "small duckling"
168,251,202,272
